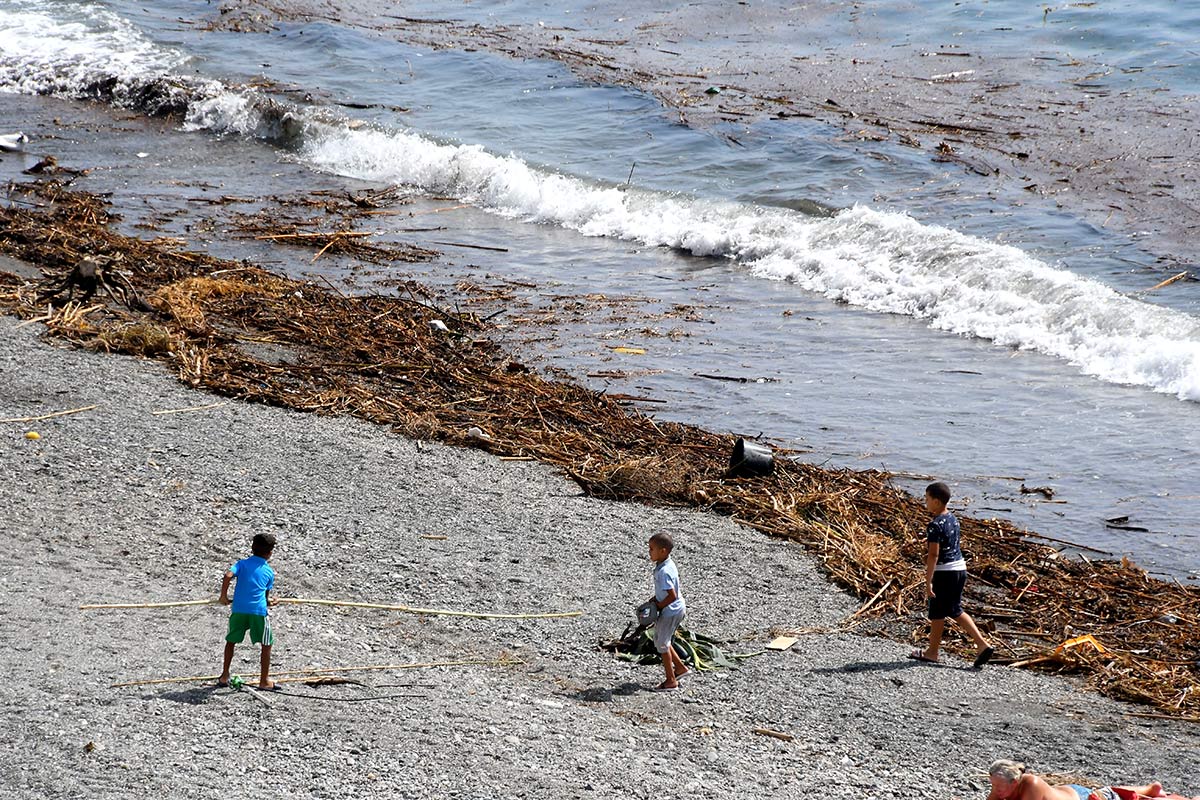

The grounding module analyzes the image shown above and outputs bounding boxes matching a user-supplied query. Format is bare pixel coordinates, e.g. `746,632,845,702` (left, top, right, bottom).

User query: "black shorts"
928,570,967,620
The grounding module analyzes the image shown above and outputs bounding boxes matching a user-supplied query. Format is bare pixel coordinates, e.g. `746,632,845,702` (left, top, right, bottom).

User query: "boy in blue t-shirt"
647,532,688,691
218,533,279,689
908,482,994,668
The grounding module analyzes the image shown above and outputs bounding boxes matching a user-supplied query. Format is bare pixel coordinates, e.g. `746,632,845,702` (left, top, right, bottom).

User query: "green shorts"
226,612,274,646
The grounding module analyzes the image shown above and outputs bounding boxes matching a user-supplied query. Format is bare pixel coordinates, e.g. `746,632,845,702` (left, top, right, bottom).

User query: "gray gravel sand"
2,315,1198,800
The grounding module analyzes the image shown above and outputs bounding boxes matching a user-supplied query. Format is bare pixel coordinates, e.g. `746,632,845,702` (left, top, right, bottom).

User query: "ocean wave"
0,0,189,108
3,1,1200,401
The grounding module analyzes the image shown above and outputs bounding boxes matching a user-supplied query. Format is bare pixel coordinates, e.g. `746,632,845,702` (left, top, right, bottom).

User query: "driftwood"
2,180,1198,718
1144,271,1190,292
0,404,98,424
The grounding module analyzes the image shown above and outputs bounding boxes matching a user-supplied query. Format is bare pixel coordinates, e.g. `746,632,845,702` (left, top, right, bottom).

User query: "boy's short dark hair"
649,532,674,551
926,482,951,504
252,533,277,557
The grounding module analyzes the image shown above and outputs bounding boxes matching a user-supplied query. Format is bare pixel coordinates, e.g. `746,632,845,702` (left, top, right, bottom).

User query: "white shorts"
653,611,684,653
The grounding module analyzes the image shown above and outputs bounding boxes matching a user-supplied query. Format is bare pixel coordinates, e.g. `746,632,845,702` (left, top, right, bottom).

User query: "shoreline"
6,10,1200,572
2,9,1199,794
2,178,1198,724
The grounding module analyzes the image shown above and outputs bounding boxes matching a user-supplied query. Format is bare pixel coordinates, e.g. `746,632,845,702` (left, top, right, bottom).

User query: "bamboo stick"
276,597,583,619
1144,271,1190,292
80,596,584,619
81,598,218,610
1,404,99,423
109,658,522,688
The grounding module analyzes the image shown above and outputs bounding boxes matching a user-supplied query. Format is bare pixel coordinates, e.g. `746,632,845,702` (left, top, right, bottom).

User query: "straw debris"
1,180,1197,717
228,191,437,264
96,321,177,356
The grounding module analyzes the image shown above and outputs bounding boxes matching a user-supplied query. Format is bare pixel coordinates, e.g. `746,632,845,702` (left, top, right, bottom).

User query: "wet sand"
224,0,1200,269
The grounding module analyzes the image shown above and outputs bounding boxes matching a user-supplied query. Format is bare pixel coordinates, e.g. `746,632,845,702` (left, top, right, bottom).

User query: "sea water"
1,0,1198,576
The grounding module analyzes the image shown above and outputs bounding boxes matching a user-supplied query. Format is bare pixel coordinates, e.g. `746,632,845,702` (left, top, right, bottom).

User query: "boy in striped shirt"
909,482,994,668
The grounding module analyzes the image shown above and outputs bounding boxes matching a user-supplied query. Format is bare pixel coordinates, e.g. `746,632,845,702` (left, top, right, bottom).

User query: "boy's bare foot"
654,681,679,691
256,680,281,691
217,674,230,687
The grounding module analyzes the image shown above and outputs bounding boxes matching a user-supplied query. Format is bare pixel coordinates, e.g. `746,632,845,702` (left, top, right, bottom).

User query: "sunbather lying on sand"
987,760,1196,800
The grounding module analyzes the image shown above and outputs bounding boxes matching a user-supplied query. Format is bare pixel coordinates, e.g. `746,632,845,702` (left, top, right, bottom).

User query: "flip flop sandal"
973,646,995,669
907,650,939,664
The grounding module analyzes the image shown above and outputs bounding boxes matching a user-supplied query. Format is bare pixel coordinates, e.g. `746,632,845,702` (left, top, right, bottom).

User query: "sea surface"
2,0,1198,577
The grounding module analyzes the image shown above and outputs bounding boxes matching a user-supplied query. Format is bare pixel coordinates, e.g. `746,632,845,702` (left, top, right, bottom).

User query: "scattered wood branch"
0,404,99,423
1144,271,1190,292
753,727,795,741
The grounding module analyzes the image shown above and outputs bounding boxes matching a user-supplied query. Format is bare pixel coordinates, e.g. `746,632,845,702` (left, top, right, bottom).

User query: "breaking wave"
3,0,1199,400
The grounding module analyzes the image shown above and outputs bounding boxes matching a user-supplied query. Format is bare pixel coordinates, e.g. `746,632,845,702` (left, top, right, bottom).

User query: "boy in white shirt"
647,532,688,690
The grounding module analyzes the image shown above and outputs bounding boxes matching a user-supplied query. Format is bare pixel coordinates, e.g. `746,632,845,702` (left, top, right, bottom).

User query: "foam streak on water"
3,0,1200,401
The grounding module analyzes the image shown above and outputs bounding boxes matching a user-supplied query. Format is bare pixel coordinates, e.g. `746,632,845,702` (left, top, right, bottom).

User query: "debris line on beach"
2,180,1197,718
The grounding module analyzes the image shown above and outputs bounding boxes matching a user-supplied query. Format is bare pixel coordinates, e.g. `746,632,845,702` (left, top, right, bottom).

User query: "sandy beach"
3,313,1199,799
2,3,1200,794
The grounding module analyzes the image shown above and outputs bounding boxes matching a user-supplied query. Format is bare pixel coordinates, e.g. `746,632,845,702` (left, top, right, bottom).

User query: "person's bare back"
989,775,1086,800
988,761,1170,800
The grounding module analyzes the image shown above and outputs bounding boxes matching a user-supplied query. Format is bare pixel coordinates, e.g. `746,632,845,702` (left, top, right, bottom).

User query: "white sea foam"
4,2,1200,401
0,1,184,96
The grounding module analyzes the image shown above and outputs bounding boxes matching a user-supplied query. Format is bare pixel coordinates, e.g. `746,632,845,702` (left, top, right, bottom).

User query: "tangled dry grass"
2,180,1197,718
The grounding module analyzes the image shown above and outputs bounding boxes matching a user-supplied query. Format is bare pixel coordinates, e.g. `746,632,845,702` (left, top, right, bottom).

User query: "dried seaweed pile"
2,181,1197,718
603,626,761,672
227,188,437,264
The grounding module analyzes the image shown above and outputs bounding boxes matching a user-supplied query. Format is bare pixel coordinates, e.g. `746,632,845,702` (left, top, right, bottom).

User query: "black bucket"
729,438,773,478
